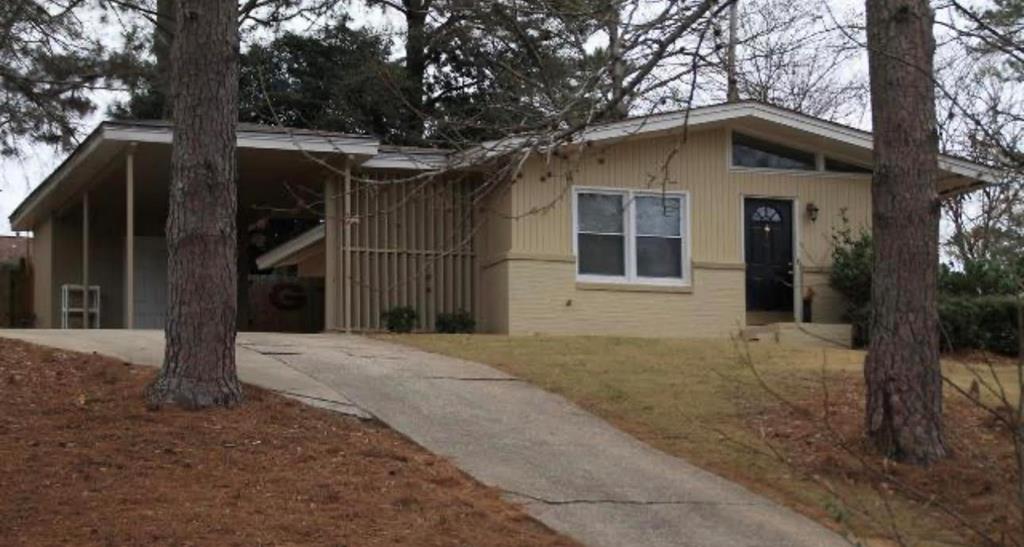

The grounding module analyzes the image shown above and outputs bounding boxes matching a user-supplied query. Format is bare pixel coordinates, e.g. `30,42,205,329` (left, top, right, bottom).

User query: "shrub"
939,259,1019,296
849,297,1020,355
829,219,873,313
436,310,475,333
382,306,417,333
829,217,1020,355
938,295,1020,356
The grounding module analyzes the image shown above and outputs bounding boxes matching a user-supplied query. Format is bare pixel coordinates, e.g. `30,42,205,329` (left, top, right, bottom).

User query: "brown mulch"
748,374,1022,546
0,338,575,546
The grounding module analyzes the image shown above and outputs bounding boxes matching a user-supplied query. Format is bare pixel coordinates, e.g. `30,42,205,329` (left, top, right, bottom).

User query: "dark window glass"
636,237,682,278
577,192,626,276
825,157,872,174
732,132,816,171
578,234,625,276
751,206,783,223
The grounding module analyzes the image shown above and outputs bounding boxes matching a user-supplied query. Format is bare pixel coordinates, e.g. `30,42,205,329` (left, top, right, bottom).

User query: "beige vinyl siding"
478,126,872,336
478,261,510,333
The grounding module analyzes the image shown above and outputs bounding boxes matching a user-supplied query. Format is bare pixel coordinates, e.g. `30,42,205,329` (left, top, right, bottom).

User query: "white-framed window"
573,187,690,286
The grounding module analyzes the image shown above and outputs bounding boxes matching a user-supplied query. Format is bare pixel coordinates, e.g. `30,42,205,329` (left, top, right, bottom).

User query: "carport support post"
324,176,338,330
124,145,135,329
343,162,352,332
81,192,89,328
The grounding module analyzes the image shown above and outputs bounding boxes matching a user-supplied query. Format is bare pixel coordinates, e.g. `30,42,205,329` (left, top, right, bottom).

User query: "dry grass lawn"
382,334,1022,546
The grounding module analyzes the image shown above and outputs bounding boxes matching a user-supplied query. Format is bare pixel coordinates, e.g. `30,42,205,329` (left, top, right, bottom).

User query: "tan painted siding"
486,127,872,336
478,261,509,333
508,128,871,265
31,217,53,328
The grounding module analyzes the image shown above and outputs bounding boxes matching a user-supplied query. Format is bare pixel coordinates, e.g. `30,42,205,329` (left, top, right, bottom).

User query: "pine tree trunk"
863,0,948,465
145,0,242,410
403,0,428,142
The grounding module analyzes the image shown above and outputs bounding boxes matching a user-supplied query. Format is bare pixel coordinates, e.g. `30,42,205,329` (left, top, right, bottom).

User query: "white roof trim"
9,126,109,230
256,224,325,270
104,124,379,157
361,147,450,170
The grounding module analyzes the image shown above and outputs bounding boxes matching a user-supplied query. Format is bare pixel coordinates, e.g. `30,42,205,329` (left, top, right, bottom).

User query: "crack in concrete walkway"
1,330,850,547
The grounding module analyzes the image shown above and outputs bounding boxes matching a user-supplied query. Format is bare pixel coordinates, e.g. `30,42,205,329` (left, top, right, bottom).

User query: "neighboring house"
0,235,30,266
10,102,993,337
0,235,32,327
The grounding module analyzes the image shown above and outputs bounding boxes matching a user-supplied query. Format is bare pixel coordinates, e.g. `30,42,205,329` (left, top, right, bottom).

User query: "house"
0,235,32,327
9,102,993,337
0,235,30,266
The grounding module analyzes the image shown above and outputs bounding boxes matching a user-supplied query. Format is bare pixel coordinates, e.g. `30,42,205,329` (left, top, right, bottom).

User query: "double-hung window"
574,188,690,286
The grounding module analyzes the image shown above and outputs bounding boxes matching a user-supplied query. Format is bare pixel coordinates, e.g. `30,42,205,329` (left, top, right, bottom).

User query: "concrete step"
741,322,852,348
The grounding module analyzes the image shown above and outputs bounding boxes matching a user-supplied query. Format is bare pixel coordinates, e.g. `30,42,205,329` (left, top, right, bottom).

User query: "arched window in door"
751,205,783,223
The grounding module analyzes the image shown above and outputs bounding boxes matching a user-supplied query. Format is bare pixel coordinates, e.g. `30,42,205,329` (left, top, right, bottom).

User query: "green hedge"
851,296,1020,356
436,310,476,333
382,306,417,333
939,296,1020,356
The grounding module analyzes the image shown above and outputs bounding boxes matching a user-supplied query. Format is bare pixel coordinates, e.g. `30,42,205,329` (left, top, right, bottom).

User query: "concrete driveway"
1,329,848,547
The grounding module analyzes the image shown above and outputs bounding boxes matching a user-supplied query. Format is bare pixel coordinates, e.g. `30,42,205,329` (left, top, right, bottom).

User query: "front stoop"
740,322,853,348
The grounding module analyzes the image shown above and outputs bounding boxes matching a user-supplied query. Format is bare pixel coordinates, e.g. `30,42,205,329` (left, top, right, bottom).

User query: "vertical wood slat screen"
338,172,476,332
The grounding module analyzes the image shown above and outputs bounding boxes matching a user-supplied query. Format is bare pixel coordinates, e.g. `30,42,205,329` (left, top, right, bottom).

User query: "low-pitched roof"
11,102,999,232
8,121,452,231
466,100,998,187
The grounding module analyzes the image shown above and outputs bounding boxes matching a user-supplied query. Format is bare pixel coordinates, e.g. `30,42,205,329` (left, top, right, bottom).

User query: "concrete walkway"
1,330,848,547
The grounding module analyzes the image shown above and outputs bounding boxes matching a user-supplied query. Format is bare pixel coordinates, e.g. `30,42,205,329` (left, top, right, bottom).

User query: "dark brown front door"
744,198,793,313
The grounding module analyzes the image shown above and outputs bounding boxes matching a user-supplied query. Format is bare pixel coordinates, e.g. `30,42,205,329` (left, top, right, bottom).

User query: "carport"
10,121,376,330
11,120,480,332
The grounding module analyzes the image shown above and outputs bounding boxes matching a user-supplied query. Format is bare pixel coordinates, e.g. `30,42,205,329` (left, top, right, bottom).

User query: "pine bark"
863,0,948,464
403,0,428,142
145,0,243,410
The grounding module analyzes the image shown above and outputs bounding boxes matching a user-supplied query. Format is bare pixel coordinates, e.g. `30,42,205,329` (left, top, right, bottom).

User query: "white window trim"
572,186,692,287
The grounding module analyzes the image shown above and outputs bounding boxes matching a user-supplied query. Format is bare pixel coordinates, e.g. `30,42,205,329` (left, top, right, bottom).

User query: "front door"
744,198,794,314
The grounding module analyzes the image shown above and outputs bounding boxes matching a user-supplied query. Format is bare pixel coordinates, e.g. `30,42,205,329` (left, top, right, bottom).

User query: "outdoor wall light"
806,202,820,222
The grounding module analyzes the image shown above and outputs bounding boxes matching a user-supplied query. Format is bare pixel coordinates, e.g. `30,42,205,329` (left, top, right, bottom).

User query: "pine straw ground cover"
0,337,575,546
384,334,1023,546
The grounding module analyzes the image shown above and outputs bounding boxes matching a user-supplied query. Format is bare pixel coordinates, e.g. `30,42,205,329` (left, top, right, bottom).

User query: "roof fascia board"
9,124,115,230
104,125,379,156
361,155,448,170
255,224,326,270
